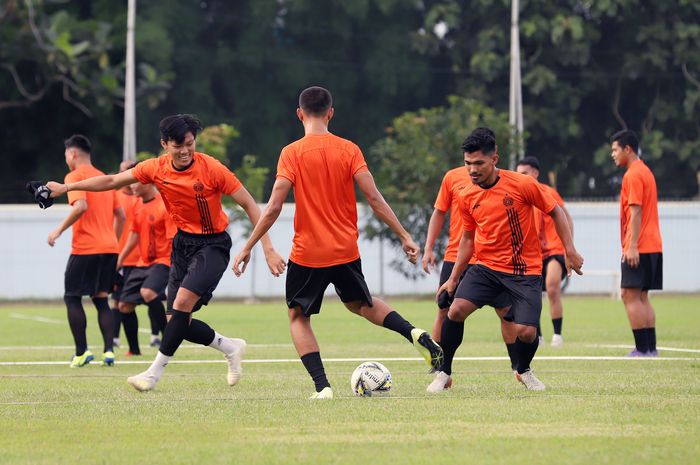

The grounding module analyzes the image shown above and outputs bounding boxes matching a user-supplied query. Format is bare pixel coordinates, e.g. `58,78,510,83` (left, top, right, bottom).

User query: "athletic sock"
147,300,167,336
506,343,517,371
382,311,414,343
514,336,539,374
64,296,88,355
645,327,657,352
209,331,242,354
121,311,140,355
185,319,216,346
159,310,190,357
91,297,114,352
145,351,171,380
632,329,648,353
112,307,122,339
300,352,330,392
552,318,563,335
439,316,464,376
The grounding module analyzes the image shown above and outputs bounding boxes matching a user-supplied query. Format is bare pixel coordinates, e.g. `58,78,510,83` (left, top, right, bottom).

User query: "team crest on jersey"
193,181,204,193
503,195,514,207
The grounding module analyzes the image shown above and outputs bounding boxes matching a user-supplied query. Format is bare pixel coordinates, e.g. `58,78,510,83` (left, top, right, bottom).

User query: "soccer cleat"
149,337,161,348
551,334,564,347
127,371,158,392
411,328,444,371
69,350,94,368
515,370,546,391
309,386,334,400
426,371,453,394
646,350,659,357
125,351,141,357
626,349,648,357
224,338,247,386
100,351,116,366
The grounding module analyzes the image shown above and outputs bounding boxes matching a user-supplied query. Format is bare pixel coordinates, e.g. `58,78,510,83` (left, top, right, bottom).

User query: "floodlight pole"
123,0,137,162
508,0,524,170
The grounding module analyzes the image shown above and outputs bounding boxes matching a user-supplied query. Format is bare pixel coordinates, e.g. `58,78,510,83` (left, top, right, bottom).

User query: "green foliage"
197,124,240,163
235,155,270,202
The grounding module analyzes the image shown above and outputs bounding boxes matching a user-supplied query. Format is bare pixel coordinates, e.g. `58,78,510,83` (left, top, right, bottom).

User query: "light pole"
123,0,136,162
508,0,524,170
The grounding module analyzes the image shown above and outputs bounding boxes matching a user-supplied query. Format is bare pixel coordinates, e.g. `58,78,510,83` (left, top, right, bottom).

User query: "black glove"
25,181,55,209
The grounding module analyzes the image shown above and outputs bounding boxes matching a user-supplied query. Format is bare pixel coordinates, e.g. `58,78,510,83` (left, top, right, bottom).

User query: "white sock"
209,331,236,354
146,351,171,379
150,334,159,343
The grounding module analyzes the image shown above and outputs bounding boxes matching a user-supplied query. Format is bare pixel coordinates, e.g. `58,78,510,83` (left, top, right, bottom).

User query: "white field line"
8,313,63,324
0,355,698,367
0,343,291,350
589,344,700,354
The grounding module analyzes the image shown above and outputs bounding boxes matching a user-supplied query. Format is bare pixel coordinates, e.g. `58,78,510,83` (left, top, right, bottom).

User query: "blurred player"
427,128,583,393
47,135,125,367
611,130,662,357
516,156,574,347
115,180,175,356
232,86,443,399
46,114,286,391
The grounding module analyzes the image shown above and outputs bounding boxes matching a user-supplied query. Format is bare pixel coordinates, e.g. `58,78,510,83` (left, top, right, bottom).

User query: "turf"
1,295,698,465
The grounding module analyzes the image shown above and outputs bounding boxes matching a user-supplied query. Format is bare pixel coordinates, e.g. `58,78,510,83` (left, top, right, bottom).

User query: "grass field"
1,295,699,465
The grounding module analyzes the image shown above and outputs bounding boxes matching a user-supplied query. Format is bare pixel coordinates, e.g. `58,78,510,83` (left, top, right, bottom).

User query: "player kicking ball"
232,86,443,399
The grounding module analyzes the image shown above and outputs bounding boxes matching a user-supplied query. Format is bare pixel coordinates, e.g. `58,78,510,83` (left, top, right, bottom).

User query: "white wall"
0,202,698,300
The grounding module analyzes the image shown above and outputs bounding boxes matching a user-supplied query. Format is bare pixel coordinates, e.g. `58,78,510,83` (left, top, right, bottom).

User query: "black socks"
506,343,517,371
633,328,648,352
112,307,122,339
552,318,563,335
514,336,539,374
185,319,216,346
64,296,87,355
147,300,167,336
159,310,190,356
301,352,330,392
91,297,114,353
439,317,465,376
646,327,657,352
382,311,414,343
121,311,140,355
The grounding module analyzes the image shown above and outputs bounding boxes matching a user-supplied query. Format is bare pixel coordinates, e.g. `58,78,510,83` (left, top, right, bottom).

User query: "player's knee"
621,288,640,304
546,285,560,301
343,301,362,315
517,325,537,342
118,302,133,314
446,302,469,322
140,288,158,303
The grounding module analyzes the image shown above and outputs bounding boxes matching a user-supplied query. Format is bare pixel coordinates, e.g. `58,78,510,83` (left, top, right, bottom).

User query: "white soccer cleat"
551,334,564,347
224,338,247,386
309,386,334,400
127,371,158,392
515,370,546,391
426,370,453,394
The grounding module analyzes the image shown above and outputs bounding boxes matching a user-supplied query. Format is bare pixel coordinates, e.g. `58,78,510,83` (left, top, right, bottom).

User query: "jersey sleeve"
458,193,476,231
276,147,296,184
550,187,565,207
625,171,645,206
434,173,452,212
350,144,369,176
212,159,242,195
524,178,557,214
65,170,86,205
132,158,158,184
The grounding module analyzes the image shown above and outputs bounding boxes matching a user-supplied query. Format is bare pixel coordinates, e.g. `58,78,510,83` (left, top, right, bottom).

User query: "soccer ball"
350,361,392,397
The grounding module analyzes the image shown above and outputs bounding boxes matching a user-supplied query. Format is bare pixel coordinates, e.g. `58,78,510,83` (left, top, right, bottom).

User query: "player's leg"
494,305,517,371
118,267,150,356
640,291,657,355
621,287,649,355
545,256,565,346
433,261,455,343
90,254,117,365
639,253,662,356
64,255,93,366
111,268,126,348
117,301,140,355
140,264,169,347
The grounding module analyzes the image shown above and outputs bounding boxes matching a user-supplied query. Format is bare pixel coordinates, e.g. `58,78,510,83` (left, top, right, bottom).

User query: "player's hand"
622,246,640,268
47,228,61,247
422,249,436,274
46,182,67,198
231,249,250,277
263,248,286,277
565,248,584,276
402,237,420,265
436,276,458,302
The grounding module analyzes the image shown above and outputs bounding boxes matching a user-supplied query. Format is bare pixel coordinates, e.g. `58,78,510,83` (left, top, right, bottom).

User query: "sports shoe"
515,370,546,391
426,371,452,393
127,371,158,392
224,338,247,386
125,351,141,357
411,328,444,371
551,334,564,347
100,351,115,366
646,350,659,357
69,350,94,368
149,337,161,348
626,349,648,357
309,386,334,400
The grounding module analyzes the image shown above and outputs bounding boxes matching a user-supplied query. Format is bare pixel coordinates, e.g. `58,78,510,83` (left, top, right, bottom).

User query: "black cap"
517,156,540,171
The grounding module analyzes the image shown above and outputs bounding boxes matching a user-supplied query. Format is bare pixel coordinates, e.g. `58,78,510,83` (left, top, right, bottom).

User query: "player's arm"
113,206,126,241
549,205,583,275
231,178,292,277
562,204,574,238
422,209,447,273
116,232,139,269
435,228,474,298
47,199,87,247
624,204,642,268
46,170,138,198
354,171,419,264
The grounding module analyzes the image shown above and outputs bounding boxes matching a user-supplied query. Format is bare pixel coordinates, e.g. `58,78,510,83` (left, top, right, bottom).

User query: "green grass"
1,295,699,465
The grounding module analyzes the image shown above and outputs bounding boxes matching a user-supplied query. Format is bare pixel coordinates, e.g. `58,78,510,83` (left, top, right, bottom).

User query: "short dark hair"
64,134,91,154
517,156,540,171
461,127,496,155
299,86,333,116
611,129,639,154
159,114,203,144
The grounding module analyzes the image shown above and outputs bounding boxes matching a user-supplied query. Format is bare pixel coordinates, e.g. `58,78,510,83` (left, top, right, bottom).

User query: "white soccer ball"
350,361,392,397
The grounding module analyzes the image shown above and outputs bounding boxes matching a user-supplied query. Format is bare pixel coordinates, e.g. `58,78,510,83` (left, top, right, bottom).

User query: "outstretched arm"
422,208,447,273
47,169,138,197
47,199,87,247
549,205,583,275
435,229,474,299
354,171,419,264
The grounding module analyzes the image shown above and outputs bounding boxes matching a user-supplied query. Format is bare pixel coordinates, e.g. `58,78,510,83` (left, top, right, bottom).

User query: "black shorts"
167,230,232,313
120,264,169,304
454,264,542,326
542,254,566,290
437,262,510,310
621,252,663,291
111,265,136,301
286,259,372,317
64,253,118,297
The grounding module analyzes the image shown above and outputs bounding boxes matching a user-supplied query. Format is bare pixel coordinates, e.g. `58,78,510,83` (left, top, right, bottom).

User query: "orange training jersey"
535,184,566,258
65,164,120,255
131,193,177,267
434,167,471,262
277,133,369,267
117,189,141,266
620,159,662,253
458,170,557,275
132,152,242,235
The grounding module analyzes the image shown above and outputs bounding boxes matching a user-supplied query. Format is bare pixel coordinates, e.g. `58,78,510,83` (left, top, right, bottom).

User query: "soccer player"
46,114,286,391
610,129,662,357
427,127,583,393
516,156,574,347
47,135,126,367
232,86,443,399
115,180,176,356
